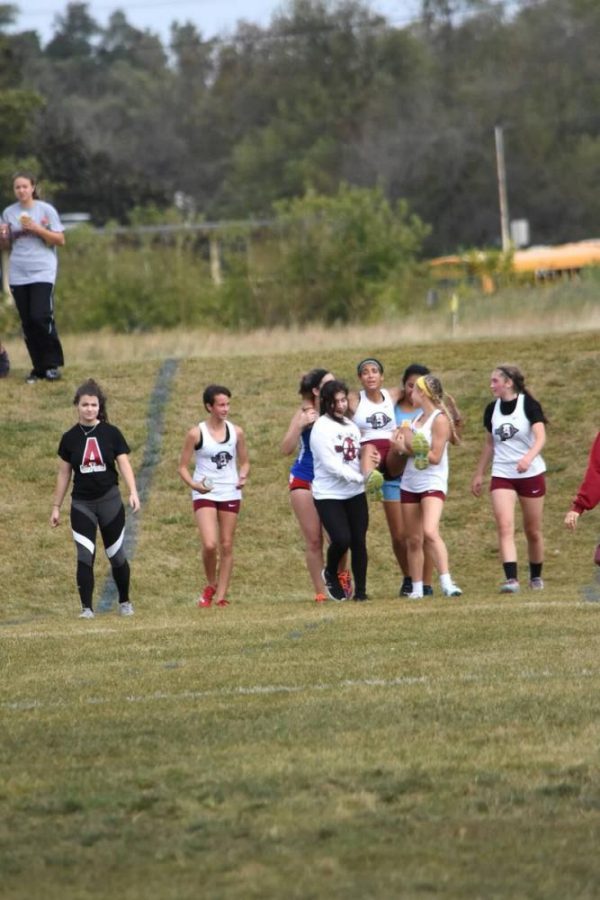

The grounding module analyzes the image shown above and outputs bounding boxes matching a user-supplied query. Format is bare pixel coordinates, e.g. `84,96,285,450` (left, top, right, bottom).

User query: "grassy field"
1,325,600,899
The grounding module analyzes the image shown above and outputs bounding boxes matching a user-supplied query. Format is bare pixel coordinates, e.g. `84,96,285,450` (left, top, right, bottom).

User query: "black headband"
357,358,384,376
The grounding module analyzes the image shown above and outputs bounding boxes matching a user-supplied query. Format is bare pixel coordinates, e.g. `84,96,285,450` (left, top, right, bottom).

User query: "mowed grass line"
1,331,600,898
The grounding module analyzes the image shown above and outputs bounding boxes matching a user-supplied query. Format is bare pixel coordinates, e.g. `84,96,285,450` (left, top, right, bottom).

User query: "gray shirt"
1,200,64,285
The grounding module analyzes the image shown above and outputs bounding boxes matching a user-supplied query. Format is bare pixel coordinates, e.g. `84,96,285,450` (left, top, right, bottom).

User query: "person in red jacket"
564,432,600,566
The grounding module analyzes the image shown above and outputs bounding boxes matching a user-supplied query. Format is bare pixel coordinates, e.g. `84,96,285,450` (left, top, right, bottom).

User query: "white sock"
411,580,424,596
439,573,453,590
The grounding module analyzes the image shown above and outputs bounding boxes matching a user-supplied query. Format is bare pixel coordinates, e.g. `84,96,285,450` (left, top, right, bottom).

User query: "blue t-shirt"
2,200,64,285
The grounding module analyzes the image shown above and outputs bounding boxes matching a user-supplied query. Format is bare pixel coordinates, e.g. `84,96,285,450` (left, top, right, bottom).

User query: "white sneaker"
79,607,94,619
119,601,134,616
500,579,520,594
407,591,424,600
442,583,462,597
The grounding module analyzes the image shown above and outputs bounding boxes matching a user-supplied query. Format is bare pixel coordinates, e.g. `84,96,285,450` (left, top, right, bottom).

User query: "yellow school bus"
429,239,600,292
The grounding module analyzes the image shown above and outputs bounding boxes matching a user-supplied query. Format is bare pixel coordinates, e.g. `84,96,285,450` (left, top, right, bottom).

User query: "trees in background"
0,0,598,255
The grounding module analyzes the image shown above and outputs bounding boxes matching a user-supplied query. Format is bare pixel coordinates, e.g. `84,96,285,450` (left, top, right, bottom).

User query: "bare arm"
281,407,316,455
177,425,211,493
471,432,494,497
347,390,360,417
516,422,546,474
428,414,450,466
50,460,73,526
235,426,250,489
21,218,65,247
116,453,140,512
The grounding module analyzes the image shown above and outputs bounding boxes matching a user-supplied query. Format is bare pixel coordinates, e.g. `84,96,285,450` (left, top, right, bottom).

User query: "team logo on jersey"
495,423,519,441
80,436,107,473
334,435,359,462
211,450,233,469
366,411,392,429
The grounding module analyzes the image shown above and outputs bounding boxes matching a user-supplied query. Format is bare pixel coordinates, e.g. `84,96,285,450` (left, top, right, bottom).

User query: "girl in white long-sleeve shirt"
310,380,370,601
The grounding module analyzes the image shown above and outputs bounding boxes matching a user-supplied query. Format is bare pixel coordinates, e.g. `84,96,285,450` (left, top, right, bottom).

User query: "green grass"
1,329,600,898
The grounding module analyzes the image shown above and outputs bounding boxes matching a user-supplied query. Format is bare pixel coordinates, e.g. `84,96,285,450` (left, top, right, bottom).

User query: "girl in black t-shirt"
50,378,140,618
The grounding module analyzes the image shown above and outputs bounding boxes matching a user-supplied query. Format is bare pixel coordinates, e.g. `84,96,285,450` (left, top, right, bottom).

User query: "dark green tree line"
1,0,599,253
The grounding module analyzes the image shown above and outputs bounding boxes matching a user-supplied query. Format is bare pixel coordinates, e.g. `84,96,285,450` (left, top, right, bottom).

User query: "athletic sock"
439,573,454,591
529,562,543,580
503,562,518,581
411,580,424,596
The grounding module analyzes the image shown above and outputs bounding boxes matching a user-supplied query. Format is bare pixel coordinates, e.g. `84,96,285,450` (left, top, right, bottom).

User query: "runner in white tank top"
178,384,250,608
394,373,462,599
471,364,547,594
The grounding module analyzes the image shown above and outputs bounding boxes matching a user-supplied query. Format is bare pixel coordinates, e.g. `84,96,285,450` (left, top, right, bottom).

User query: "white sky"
18,0,421,46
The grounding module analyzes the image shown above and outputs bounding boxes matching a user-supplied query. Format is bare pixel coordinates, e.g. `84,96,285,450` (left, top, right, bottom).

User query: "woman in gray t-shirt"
2,171,65,383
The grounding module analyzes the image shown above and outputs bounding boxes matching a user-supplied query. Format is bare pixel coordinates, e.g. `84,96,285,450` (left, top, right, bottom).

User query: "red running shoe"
197,584,216,608
314,593,327,603
216,598,230,607
338,570,353,599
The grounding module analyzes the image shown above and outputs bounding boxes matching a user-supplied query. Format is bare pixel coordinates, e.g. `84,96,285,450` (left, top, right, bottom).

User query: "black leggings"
314,493,369,595
70,486,130,609
11,281,64,374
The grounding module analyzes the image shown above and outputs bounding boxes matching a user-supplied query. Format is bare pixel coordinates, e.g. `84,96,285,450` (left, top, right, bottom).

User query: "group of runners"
47,360,599,618
2,174,597,615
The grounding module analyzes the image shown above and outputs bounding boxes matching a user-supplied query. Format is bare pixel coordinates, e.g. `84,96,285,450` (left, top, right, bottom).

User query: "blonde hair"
417,374,461,445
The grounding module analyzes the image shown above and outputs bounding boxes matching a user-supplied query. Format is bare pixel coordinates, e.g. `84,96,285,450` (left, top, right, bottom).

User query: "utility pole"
494,125,511,252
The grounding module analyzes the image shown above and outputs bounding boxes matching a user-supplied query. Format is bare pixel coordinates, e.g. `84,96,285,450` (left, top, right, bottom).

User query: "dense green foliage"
0,0,599,254
0,184,429,331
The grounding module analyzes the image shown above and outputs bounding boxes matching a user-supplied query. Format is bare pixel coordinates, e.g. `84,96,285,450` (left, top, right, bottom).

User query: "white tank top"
353,388,395,443
490,394,546,479
192,421,241,501
401,409,449,494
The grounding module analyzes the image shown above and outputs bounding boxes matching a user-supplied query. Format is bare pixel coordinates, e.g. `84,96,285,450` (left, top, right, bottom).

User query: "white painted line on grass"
3,669,598,714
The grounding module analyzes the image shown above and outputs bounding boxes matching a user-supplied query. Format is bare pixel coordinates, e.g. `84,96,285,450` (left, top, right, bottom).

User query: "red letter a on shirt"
81,436,106,472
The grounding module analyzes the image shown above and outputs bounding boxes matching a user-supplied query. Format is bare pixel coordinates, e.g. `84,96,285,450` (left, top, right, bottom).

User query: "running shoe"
216,599,230,606
118,601,134,616
399,576,413,597
353,593,369,602
407,591,424,600
322,568,345,601
338,570,353,599
79,607,94,619
25,370,40,384
500,579,520,594
314,593,327,603
412,432,430,470
442,583,462,597
365,469,384,500
45,368,61,381
200,585,216,602
423,584,434,596
529,577,544,591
